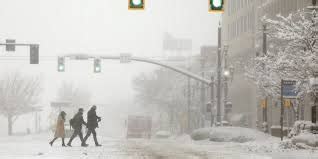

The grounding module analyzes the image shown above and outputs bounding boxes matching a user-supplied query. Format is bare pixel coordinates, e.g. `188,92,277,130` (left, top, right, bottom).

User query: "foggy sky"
0,0,220,134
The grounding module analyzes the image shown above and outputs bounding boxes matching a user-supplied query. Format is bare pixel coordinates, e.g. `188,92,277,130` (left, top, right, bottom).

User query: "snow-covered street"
1,132,318,159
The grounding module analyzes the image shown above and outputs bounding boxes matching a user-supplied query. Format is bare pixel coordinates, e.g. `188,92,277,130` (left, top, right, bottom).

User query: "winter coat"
87,109,101,129
72,112,87,130
54,115,65,138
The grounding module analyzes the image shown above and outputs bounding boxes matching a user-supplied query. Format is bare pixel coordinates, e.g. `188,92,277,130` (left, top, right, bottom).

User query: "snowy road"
0,133,318,159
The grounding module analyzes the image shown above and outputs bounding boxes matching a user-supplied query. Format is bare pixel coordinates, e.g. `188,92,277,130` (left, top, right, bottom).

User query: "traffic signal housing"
58,57,65,72
6,39,15,52
209,0,224,12
30,45,39,64
94,58,101,73
128,0,144,10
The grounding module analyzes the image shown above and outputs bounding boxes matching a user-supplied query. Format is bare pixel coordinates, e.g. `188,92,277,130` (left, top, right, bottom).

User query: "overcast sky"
0,0,220,133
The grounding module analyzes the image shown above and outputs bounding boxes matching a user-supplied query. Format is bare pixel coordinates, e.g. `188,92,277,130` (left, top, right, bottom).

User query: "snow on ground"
1,128,318,159
209,127,273,143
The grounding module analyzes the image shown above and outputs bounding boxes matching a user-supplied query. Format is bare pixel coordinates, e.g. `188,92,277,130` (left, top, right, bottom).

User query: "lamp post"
223,44,231,122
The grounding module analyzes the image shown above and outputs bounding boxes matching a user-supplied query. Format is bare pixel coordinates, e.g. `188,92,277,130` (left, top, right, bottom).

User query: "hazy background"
0,0,220,137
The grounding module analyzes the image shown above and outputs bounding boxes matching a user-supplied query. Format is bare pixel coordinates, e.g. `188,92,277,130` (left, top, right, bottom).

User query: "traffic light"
209,0,224,12
5,39,15,52
58,57,65,72
128,0,144,10
94,58,101,73
30,45,39,64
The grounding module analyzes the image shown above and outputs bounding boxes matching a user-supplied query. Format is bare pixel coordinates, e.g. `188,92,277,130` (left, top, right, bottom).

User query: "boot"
67,142,72,147
95,143,102,147
49,137,57,147
62,138,66,147
81,143,89,147
93,135,101,146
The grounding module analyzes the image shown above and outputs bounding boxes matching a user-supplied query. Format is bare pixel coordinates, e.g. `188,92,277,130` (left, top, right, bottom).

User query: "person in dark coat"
67,108,88,147
49,111,67,146
82,105,102,146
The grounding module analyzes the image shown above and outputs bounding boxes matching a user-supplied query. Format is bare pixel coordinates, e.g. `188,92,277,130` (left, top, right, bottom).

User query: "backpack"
69,118,75,129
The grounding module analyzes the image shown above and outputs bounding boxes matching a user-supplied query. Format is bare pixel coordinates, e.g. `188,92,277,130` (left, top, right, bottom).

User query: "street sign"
5,39,15,52
120,53,132,63
282,80,297,98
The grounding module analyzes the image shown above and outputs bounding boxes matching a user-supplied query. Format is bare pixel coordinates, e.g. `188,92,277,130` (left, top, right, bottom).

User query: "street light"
223,69,230,77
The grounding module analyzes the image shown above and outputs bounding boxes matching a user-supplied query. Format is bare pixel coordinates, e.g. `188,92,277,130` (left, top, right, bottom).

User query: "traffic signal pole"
216,25,222,124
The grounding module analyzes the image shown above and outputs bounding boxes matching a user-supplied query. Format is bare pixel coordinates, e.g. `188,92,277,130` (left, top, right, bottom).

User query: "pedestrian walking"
67,108,88,147
82,105,102,146
49,111,67,147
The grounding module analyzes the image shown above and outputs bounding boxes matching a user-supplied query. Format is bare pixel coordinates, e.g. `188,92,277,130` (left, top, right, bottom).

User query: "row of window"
228,0,255,16
227,11,255,40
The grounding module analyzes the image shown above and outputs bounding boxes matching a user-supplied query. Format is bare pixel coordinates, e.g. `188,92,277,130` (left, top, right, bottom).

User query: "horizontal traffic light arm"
61,53,212,85
0,43,39,46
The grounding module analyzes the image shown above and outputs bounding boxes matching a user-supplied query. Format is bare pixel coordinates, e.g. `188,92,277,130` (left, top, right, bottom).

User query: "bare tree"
0,72,42,135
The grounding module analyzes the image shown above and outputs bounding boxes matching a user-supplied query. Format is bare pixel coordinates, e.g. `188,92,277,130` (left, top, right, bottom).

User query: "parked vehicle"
126,115,152,139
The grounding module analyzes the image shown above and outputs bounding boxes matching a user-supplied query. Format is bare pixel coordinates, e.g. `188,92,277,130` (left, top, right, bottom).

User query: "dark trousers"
83,128,99,145
67,129,84,144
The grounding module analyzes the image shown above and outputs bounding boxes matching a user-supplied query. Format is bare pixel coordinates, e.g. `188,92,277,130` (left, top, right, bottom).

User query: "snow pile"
282,120,318,148
291,132,318,147
209,127,271,143
175,134,192,143
288,120,315,137
190,128,212,141
155,131,171,139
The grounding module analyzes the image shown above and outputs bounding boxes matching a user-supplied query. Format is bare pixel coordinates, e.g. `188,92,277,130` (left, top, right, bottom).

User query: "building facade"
221,0,312,129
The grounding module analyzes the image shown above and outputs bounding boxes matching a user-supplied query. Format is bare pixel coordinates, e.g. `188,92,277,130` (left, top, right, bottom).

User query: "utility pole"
216,24,222,124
